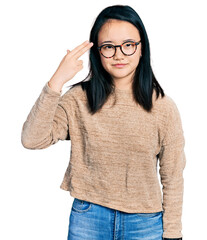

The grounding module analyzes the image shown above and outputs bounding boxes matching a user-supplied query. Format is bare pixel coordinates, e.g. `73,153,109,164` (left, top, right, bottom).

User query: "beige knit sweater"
21,81,186,239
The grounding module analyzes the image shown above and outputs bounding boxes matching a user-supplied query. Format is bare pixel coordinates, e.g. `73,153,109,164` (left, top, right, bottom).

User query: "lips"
113,63,127,68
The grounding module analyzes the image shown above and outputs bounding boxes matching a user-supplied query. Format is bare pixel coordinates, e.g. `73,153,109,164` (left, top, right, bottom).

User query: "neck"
113,77,133,91
112,71,135,91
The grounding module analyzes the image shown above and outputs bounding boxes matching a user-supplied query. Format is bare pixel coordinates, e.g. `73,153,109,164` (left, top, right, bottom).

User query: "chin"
111,72,133,80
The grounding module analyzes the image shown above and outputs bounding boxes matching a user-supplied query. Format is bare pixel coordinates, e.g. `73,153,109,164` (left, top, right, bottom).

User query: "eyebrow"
100,39,136,45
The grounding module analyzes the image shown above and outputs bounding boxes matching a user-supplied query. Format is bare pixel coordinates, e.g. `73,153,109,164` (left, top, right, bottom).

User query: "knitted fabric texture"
21,82,186,239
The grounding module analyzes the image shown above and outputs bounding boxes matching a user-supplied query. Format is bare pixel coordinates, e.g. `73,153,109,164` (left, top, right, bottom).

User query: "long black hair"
68,5,165,114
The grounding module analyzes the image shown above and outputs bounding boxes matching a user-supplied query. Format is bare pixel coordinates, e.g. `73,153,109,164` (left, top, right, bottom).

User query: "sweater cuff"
44,81,62,96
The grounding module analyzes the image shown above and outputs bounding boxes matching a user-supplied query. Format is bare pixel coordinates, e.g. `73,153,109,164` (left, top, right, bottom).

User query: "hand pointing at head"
48,40,93,93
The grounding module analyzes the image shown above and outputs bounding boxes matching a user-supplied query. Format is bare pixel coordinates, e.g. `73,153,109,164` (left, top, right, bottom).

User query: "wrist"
48,78,63,93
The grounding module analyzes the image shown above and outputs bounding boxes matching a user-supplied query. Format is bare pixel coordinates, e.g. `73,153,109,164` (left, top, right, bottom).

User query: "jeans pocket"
72,198,92,213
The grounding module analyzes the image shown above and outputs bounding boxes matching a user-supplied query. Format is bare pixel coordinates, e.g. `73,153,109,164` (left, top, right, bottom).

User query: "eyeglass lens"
101,42,137,58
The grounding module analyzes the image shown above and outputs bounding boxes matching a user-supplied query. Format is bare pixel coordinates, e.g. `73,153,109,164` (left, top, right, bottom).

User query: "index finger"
74,42,94,59
70,40,90,56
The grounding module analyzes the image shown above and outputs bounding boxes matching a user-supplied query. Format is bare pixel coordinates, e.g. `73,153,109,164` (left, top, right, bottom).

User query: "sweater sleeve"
21,82,72,149
159,97,186,239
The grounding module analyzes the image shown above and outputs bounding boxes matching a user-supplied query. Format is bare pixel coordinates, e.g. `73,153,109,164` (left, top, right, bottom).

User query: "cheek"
100,56,110,71
131,54,141,68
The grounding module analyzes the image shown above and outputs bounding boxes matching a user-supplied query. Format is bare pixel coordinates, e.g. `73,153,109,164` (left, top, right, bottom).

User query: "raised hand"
48,40,93,92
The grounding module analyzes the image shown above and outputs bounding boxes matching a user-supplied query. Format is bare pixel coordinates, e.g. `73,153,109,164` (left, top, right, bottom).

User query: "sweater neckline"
114,87,133,94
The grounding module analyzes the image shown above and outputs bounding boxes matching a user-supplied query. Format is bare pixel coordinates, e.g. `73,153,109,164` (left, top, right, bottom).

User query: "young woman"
21,5,185,240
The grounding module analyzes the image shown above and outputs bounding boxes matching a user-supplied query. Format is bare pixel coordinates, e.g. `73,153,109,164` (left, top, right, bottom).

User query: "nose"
113,46,124,59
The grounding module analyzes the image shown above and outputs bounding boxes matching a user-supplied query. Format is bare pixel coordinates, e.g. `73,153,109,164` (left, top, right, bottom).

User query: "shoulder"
57,84,86,113
153,91,185,145
60,83,86,103
152,90,184,133
153,89,180,115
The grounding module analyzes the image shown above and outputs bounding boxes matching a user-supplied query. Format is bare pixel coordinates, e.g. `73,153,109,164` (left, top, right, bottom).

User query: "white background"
0,0,206,239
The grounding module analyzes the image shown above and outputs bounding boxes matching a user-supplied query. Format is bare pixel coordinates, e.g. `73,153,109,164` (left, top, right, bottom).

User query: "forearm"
21,82,66,149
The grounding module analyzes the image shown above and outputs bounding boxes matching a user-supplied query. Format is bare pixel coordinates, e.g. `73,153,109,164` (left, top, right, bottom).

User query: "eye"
124,42,134,47
102,45,114,50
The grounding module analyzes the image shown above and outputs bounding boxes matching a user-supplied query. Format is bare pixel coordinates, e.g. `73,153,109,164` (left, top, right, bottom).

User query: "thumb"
67,49,70,54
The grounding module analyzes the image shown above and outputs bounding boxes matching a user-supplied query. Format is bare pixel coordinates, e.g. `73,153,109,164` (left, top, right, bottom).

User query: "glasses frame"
97,40,141,58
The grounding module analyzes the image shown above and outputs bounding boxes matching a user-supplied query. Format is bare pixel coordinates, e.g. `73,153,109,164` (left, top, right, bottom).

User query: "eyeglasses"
97,40,141,58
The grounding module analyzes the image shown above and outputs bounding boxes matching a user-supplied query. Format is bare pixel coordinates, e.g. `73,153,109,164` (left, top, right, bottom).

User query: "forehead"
98,19,140,44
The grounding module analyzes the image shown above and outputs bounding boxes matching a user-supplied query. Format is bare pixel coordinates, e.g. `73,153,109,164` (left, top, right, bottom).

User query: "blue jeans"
67,198,164,240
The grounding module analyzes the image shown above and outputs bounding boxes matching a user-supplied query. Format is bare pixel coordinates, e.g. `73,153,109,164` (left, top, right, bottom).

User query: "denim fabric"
67,198,164,240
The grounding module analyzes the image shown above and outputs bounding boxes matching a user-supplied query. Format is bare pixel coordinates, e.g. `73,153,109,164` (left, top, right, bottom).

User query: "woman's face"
98,19,142,88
